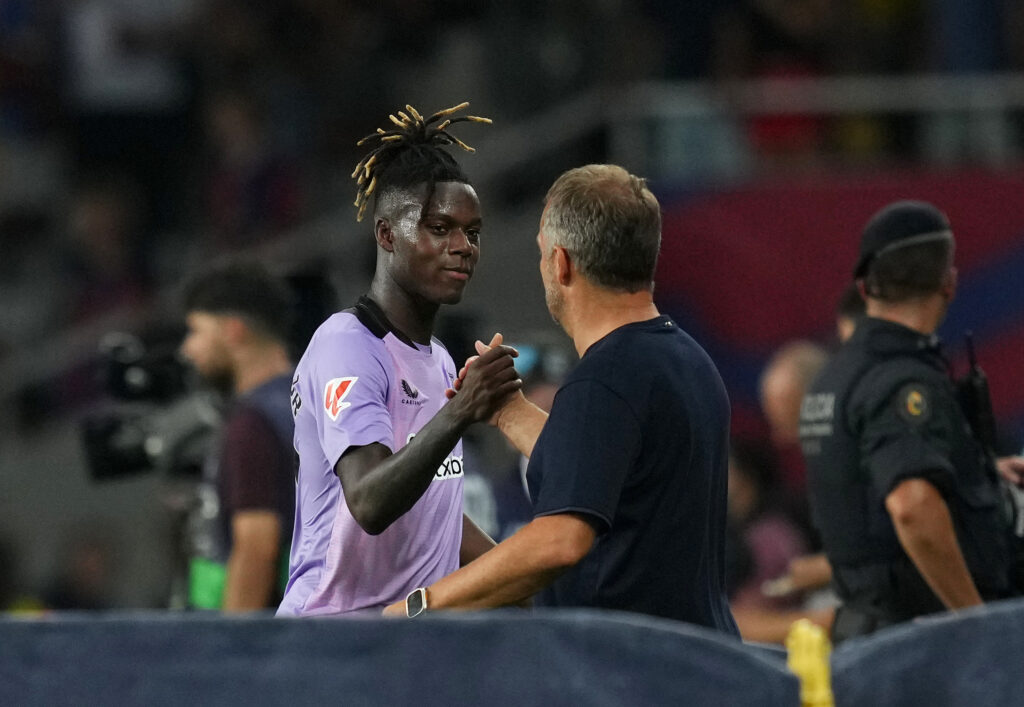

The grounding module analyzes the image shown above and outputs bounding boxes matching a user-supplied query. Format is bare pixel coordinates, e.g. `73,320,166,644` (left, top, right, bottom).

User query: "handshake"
444,333,523,428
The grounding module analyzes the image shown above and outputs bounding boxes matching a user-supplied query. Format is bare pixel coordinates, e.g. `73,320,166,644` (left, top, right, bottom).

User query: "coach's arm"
449,338,550,458
383,513,595,614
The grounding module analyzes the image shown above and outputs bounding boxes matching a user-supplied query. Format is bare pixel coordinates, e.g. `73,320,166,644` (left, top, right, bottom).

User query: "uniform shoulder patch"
896,383,931,425
324,376,358,421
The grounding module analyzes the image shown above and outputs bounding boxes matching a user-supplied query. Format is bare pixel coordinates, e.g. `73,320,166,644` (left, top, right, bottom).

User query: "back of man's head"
856,201,955,303
183,260,293,344
542,164,661,293
760,340,828,444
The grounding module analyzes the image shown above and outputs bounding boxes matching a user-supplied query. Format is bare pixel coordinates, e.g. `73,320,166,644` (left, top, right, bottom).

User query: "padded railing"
0,609,798,706
830,596,1024,707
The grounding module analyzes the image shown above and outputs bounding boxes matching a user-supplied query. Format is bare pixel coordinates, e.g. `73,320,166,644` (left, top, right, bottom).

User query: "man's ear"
222,316,247,345
553,246,573,286
375,217,394,252
942,266,958,301
855,278,868,301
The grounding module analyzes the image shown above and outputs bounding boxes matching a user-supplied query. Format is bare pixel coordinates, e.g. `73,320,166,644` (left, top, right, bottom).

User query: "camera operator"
180,260,295,611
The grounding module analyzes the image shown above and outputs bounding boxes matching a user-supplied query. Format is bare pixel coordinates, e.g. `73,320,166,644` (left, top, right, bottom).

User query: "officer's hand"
996,456,1024,488
446,333,521,425
764,553,833,596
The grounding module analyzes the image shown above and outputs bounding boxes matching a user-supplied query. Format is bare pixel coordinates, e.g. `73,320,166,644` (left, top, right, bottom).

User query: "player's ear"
375,218,394,252
553,246,573,285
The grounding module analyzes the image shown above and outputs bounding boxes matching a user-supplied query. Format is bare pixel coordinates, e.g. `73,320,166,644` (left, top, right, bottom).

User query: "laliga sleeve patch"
324,376,358,421
896,383,930,425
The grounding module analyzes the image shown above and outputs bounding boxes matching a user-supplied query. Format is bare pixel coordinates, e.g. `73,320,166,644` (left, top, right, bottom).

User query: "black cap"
854,201,953,278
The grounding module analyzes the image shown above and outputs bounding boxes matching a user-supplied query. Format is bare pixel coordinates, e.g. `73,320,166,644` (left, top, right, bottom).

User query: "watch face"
406,588,426,617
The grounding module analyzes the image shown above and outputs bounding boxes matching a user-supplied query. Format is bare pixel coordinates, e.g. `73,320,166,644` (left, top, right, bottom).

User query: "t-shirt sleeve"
308,329,393,467
858,378,957,504
221,408,287,515
531,378,642,533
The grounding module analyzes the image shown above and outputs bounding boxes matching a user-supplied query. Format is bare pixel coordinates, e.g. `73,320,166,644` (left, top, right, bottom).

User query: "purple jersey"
277,308,464,616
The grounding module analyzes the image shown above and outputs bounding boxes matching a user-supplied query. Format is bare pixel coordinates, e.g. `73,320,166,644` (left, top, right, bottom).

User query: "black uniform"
799,316,1014,641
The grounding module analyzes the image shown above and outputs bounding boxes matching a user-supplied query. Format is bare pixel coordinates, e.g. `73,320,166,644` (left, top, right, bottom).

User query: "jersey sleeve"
855,375,958,504
307,327,393,467
531,378,642,533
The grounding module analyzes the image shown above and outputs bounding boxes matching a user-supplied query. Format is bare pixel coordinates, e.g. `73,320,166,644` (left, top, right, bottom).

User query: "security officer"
799,201,1017,643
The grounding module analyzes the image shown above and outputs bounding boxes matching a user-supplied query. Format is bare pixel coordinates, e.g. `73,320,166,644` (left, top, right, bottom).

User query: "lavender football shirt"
277,311,464,616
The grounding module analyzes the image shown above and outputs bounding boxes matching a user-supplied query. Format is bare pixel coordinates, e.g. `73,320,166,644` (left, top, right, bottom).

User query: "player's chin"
437,284,469,305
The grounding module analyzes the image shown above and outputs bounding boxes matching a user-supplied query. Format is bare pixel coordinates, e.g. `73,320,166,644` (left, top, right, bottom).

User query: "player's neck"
233,346,291,394
366,282,438,345
566,284,660,357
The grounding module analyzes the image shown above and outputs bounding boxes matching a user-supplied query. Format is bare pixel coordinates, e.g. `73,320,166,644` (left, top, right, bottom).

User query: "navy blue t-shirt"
526,316,738,635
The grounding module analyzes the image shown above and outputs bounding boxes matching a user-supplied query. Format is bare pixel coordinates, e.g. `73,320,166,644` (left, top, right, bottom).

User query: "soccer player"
277,103,521,616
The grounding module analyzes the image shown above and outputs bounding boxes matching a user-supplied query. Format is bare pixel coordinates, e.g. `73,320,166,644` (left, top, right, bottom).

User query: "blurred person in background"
727,441,808,609
753,285,868,606
61,179,151,323
725,441,833,642
712,0,836,166
202,89,303,250
42,523,119,611
800,201,1024,643
61,0,196,233
180,260,295,611
759,339,828,531
835,281,866,345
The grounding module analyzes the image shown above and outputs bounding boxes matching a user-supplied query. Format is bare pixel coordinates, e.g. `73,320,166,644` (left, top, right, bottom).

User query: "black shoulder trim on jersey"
348,296,417,348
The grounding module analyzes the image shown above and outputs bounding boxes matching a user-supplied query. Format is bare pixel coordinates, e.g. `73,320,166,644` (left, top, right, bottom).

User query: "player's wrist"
442,394,477,432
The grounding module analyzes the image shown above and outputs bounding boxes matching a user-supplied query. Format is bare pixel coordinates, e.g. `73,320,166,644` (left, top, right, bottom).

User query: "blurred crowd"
3,0,1024,361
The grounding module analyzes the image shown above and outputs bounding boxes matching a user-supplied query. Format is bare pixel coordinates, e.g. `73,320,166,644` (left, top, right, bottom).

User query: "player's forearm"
494,394,548,458
887,486,983,610
343,405,470,534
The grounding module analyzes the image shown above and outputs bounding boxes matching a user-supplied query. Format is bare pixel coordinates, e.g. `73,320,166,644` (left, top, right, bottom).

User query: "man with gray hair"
385,164,739,634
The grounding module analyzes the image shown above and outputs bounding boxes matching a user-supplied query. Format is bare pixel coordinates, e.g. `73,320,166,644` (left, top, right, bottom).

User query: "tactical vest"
800,320,1013,622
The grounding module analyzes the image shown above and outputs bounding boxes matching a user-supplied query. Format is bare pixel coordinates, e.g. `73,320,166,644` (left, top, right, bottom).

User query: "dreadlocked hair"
351,102,492,222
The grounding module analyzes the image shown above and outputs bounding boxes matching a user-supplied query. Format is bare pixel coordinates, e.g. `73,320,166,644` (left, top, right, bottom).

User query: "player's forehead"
389,181,481,222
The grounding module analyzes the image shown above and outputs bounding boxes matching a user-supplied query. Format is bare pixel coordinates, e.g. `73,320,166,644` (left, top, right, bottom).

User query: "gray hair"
542,164,662,293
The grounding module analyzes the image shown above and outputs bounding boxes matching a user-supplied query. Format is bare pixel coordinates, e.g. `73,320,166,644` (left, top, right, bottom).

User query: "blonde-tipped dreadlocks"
351,102,492,222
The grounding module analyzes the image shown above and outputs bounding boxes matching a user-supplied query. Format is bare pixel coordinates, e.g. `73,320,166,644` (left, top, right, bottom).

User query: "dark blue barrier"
832,597,1024,706
0,609,798,706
